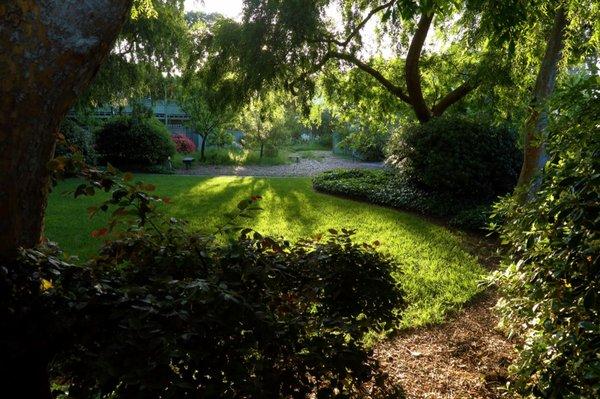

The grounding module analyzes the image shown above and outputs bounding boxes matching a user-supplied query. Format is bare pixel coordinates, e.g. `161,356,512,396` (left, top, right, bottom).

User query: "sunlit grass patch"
46,175,487,328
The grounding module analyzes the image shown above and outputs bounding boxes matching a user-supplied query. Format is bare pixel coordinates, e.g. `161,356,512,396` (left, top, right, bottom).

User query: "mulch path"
374,292,516,398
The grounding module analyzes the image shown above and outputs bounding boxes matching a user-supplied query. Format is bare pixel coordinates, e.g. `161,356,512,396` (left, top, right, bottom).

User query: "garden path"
376,292,516,399
177,151,383,177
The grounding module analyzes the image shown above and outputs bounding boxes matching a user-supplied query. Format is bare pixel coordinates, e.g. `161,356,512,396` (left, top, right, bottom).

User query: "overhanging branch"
329,51,411,104
431,81,477,116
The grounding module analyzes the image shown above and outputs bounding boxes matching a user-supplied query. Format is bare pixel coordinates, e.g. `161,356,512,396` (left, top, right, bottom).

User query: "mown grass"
45,175,487,328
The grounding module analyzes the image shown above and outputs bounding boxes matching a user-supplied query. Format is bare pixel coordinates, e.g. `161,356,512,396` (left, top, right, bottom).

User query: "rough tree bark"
0,0,132,258
0,2,132,397
517,6,567,187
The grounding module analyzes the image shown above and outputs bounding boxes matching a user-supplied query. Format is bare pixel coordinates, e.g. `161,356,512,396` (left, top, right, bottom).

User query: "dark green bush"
95,115,175,169
313,168,482,220
387,116,522,200
55,118,97,164
491,76,600,398
448,205,492,231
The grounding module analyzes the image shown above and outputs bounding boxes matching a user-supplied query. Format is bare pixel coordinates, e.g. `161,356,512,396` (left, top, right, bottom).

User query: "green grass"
172,147,289,168
45,175,487,328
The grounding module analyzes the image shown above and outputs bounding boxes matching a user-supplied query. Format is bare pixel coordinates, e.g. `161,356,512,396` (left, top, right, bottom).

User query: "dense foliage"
491,76,600,397
313,169,488,231
387,116,522,201
239,92,291,158
313,169,453,216
94,115,175,169
172,133,196,153
2,168,404,398
54,118,97,165
68,233,400,397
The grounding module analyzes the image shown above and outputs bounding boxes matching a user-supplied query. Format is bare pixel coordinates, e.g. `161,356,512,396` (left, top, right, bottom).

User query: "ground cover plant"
45,175,486,328
313,169,490,231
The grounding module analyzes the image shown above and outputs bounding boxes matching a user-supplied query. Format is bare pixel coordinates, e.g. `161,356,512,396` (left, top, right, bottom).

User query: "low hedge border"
312,169,491,231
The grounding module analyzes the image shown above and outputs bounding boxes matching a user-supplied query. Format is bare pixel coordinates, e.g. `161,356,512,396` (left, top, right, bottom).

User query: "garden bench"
182,157,195,170
289,155,300,163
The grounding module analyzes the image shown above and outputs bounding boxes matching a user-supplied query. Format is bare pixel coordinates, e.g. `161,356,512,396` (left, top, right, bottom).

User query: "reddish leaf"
91,228,108,238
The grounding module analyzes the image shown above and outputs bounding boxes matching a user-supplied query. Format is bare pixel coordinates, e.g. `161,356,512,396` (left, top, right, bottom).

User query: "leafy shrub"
313,169,481,221
448,205,492,231
490,76,600,398
2,170,404,397
339,124,389,161
172,134,196,153
55,118,97,164
9,230,402,398
387,116,522,200
208,129,234,147
95,115,175,169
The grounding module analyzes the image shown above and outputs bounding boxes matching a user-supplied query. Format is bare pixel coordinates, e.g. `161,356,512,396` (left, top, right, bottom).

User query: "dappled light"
3,0,597,397
46,175,485,328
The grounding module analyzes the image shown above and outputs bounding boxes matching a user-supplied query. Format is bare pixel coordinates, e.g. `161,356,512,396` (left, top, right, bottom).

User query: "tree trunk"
405,11,434,123
517,5,567,187
0,2,131,396
0,0,132,258
260,143,264,158
200,135,208,161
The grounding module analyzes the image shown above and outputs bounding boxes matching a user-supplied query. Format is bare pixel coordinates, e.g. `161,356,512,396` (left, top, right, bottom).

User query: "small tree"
239,93,288,158
180,81,237,161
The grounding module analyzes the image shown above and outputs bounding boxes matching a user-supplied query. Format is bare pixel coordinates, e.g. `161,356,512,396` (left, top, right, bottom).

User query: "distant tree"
79,0,189,108
180,79,239,161
180,14,246,161
239,93,288,158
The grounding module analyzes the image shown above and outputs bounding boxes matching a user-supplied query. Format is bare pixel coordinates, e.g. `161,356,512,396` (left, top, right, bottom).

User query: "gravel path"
177,151,383,177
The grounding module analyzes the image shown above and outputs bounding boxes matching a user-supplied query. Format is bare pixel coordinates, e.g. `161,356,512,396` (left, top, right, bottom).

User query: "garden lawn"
45,175,487,328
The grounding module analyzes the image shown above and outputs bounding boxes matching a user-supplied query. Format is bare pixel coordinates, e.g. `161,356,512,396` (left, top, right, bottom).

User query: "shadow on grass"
46,175,486,329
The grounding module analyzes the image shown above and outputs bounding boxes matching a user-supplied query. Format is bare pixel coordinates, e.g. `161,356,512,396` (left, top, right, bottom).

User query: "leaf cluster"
490,75,600,397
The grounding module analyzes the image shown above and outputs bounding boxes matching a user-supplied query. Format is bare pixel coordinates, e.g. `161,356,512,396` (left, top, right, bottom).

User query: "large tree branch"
313,1,397,48
329,51,411,104
405,11,434,123
431,81,476,116
339,0,397,47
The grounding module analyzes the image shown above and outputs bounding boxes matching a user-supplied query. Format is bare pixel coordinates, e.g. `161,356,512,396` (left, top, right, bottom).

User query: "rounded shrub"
172,134,196,153
55,118,97,164
95,116,175,169
386,116,522,200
